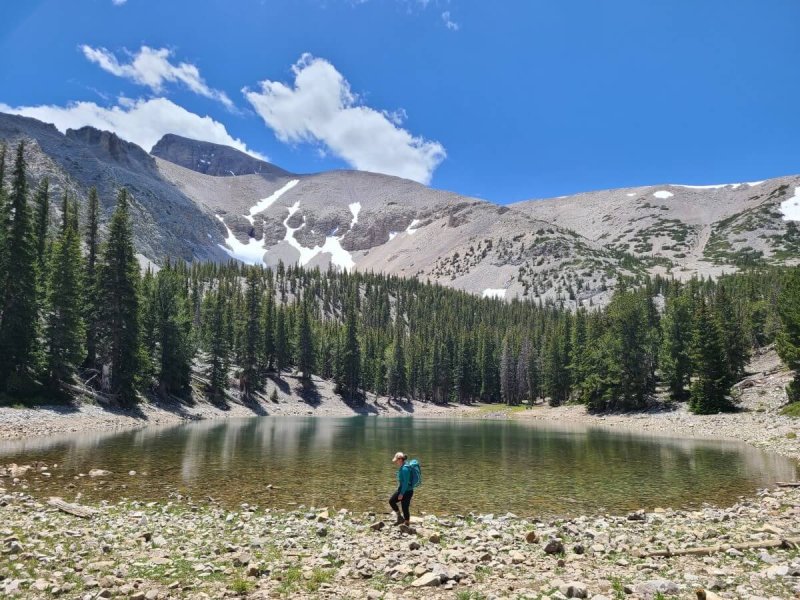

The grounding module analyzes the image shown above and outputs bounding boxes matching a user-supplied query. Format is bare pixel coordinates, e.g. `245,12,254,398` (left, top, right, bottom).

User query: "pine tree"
204,289,228,400
45,194,85,385
241,269,262,395
689,299,734,414
260,289,275,372
386,318,407,400
0,145,7,288
274,305,289,376
714,284,749,383
96,189,140,404
335,299,361,400
153,268,193,397
659,291,693,400
500,334,516,405
0,142,38,392
33,179,50,273
83,187,100,369
296,298,313,380
777,267,800,402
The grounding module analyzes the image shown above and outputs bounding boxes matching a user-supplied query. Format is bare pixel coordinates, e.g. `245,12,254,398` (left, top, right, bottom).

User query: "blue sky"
1,0,799,202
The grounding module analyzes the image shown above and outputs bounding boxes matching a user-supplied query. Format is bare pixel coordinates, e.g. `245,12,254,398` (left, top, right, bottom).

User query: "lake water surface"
1,416,795,517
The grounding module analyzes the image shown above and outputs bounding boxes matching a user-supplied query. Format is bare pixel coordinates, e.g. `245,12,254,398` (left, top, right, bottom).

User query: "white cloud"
442,11,459,30
111,0,127,5
0,97,263,158
81,45,234,109
244,54,445,184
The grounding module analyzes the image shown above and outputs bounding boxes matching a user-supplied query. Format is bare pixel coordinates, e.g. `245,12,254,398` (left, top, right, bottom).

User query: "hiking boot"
392,513,404,526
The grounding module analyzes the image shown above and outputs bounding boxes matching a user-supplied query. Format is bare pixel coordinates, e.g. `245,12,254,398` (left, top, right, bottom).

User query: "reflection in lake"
0,417,795,516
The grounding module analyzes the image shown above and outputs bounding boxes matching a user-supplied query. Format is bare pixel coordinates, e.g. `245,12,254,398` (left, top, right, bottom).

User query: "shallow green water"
1,416,795,517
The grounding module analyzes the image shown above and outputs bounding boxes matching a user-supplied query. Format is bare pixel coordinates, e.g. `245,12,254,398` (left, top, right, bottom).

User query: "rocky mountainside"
151,134,290,178
1,111,798,306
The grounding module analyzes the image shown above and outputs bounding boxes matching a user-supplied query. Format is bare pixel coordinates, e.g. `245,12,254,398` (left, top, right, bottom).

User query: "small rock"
369,521,385,531
411,573,441,587
544,539,565,554
525,530,538,543
409,541,420,550
560,581,588,599
428,532,441,543
88,469,111,478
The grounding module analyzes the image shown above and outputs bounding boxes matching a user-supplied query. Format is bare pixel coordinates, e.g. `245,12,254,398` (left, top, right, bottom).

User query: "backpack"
406,459,422,489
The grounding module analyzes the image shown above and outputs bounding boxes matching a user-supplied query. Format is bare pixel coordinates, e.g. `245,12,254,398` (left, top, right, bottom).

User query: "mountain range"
1,111,798,307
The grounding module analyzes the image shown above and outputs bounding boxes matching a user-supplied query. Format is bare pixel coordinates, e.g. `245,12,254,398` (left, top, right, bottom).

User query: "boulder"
411,573,441,587
544,539,565,554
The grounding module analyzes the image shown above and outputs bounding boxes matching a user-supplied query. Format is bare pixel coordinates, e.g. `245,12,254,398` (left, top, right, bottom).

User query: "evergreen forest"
2,142,800,415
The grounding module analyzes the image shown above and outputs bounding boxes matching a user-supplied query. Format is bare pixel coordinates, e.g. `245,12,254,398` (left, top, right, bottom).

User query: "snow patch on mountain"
781,187,800,222
245,179,299,225
653,190,674,199
349,202,361,227
482,288,506,299
216,215,266,265
674,181,766,190
388,232,398,241
281,201,356,271
406,219,420,235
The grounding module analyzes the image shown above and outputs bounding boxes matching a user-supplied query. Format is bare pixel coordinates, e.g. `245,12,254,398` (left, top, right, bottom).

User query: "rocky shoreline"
0,374,476,442
2,476,800,599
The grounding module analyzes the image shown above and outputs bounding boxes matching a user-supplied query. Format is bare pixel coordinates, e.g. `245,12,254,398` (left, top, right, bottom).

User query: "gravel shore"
0,374,476,442
2,478,800,599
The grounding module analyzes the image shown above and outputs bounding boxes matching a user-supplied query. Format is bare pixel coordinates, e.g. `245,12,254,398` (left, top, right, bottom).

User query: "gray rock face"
151,134,290,178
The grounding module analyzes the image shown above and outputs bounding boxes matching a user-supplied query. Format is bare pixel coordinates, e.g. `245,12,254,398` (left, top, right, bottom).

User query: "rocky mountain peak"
151,133,290,178
65,126,156,174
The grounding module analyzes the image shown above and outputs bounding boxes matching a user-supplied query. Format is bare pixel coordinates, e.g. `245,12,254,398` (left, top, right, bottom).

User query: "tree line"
1,141,799,413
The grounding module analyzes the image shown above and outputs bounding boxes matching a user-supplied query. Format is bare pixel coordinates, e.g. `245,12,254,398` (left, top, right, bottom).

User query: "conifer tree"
777,267,800,402
386,318,407,400
274,305,289,376
659,292,693,400
335,299,361,399
0,143,38,391
97,189,140,404
260,290,275,372
241,269,262,394
83,188,100,368
500,334,516,405
153,267,193,397
0,145,7,283
689,299,734,414
204,289,228,399
32,179,50,273
45,194,85,384
296,298,313,380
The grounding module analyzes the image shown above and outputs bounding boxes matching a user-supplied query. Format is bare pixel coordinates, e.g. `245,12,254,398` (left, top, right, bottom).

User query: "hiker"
389,451,420,526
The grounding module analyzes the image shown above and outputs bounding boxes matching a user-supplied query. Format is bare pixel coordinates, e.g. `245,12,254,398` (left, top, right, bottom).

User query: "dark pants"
389,489,413,521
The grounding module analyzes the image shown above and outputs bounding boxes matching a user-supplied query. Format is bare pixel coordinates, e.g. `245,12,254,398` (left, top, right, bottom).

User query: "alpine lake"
1,416,796,518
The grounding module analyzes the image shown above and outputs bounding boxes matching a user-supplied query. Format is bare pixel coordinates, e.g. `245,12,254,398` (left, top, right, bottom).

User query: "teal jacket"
396,464,412,494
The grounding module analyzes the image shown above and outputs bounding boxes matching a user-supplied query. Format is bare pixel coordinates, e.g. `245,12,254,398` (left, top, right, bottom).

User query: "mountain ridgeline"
2,137,800,413
1,111,799,309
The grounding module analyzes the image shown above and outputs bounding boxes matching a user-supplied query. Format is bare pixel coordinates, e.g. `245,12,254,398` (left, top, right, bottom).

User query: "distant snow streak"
246,179,299,224
482,288,506,299
406,219,421,235
652,190,674,199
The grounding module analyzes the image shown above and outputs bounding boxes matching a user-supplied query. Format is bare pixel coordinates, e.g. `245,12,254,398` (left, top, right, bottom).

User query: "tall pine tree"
97,189,140,404
83,187,100,369
45,194,85,385
0,143,38,392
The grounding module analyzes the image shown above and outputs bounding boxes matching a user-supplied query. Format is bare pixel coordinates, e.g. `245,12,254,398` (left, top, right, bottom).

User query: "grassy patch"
781,402,800,418
304,567,333,592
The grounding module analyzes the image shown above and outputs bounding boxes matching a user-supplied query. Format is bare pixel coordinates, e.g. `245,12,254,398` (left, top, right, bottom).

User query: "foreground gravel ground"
1,479,800,599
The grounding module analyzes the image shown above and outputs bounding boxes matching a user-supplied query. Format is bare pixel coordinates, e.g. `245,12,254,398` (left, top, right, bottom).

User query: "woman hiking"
389,451,418,527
